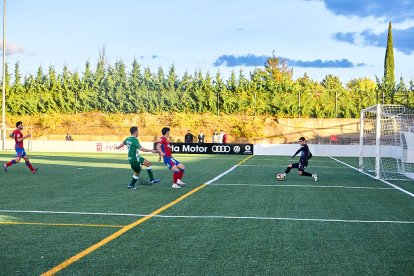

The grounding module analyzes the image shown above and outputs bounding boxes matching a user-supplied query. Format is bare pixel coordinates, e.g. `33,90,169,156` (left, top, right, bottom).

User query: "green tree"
321,74,345,117
128,59,145,113
69,71,82,113
203,72,216,113
250,69,267,116
165,64,180,112
409,80,414,108
59,65,72,113
384,21,395,103
1,63,11,111
80,61,97,112
346,78,377,117
214,71,227,115
395,76,409,106
6,51,412,118
94,57,107,111
142,67,156,113
7,62,23,114
295,73,320,118
223,70,238,113
263,53,296,116
177,71,196,112
236,69,251,114
264,51,293,81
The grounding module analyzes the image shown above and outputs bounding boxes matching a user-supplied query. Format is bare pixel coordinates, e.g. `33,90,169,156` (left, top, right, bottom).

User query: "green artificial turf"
0,153,413,275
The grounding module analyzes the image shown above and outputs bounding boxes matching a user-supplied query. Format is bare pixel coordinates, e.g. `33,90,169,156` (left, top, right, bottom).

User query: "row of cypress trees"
2,22,413,118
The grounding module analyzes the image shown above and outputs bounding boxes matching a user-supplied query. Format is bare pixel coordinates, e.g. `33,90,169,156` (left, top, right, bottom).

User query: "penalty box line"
0,221,124,228
329,157,414,199
212,183,395,190
40,155,253,276
1,210,413,225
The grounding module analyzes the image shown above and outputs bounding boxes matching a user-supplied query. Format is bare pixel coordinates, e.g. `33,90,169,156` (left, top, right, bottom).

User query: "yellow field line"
0,221,124,228
41,155,253,276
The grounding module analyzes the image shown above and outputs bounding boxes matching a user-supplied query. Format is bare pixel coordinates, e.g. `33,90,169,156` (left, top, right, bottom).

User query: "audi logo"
212,145,231,153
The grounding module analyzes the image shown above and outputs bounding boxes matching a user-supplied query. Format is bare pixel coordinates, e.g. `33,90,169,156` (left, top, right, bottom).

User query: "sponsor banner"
153,142,253,155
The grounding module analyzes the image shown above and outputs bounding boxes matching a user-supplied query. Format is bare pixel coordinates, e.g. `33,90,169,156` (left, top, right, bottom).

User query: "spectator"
198,131,205,143
65,133,73,141
218,130,224,143
222,130,228,144
212,130,219,143
184,130,193,143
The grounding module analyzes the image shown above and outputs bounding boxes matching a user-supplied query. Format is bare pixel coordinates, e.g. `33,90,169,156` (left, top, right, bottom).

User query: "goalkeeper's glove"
291,155,295,159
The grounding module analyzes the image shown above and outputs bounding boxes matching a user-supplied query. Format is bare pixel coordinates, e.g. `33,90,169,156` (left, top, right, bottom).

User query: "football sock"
25,161,35,171
146,166,154,181
173,170,179,183
178,169,184,179
6,160,16,167
284,167,291,174
302,172,312,177
130,175,139,186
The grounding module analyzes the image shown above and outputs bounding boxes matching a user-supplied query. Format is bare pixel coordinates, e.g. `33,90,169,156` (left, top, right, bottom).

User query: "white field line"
0,156,249,220
212,183,395,190
240,164,351,168
329,157,414,199
249,158,339,162
205,162,247,185
0,209,412,224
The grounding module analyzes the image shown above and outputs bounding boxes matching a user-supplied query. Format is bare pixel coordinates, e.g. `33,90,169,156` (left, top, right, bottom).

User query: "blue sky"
1,0,413,83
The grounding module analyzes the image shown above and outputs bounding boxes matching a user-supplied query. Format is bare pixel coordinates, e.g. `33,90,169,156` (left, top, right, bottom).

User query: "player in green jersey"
116,126,160,189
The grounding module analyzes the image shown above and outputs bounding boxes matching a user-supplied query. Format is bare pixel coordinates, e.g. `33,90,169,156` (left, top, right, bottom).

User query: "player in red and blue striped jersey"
3,121,38,174
156,127,186,189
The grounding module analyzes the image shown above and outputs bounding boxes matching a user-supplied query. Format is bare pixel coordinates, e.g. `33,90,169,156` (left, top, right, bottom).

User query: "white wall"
253,144,362,157
1,140,394,158
3,140,155,154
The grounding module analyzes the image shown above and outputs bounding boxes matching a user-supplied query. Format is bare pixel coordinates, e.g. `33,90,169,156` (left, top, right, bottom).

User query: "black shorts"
292,162,308,172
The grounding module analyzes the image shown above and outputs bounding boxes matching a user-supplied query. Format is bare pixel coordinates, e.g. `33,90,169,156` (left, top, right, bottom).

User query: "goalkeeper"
282,137,317,181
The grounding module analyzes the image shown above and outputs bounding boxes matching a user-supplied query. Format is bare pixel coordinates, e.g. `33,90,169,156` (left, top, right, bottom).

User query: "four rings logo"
212,145,231,153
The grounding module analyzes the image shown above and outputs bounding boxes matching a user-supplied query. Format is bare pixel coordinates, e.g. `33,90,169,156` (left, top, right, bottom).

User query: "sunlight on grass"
0,215,19,222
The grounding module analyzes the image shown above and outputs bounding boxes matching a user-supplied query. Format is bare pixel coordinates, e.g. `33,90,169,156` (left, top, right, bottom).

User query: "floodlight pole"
1,0,6,151
254,90,256,117
335,90,338,117
217,86,220,117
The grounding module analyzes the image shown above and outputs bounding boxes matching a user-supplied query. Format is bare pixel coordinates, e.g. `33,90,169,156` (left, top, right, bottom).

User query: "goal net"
359,104,414,181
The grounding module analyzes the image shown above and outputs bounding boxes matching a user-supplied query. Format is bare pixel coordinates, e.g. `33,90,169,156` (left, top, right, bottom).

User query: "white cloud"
0,40,24,56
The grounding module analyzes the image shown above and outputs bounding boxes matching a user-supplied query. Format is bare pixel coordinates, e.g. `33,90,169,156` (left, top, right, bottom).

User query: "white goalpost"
359,104,414,181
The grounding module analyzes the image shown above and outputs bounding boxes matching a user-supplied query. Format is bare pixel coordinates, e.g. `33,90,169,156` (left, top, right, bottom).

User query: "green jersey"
123,136,141,163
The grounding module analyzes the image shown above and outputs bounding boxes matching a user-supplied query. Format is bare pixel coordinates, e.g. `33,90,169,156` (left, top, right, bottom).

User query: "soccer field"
0,152,413,275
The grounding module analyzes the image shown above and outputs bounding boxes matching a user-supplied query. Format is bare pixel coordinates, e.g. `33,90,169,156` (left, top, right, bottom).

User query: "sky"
1,0,413,83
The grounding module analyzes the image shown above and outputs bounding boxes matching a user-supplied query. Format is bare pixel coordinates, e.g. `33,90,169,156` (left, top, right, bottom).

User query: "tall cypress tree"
384,21,395,103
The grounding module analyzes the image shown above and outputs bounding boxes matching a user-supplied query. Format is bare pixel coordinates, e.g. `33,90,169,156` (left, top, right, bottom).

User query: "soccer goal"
359,104,414,180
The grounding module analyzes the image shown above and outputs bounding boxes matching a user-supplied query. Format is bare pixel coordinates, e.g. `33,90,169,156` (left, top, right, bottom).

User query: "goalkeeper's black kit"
293,144,312,165
284,144,313,177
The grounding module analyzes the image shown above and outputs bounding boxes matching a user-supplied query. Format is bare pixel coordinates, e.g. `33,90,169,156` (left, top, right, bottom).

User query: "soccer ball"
276,173,285,181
